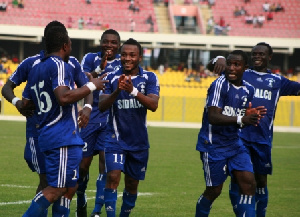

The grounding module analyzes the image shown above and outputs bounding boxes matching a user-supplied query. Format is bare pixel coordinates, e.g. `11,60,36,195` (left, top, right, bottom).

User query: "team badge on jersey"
266,78,275,88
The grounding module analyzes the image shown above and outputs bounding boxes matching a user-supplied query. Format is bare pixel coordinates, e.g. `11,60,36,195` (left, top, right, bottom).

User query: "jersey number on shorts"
113,154,124,164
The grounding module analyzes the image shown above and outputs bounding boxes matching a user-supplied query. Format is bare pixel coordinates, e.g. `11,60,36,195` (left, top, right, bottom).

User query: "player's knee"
204,186,222,201
106,171,121,188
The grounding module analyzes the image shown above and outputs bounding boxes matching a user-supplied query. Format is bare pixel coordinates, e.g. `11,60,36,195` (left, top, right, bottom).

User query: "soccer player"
1,20,93,217
98,38,160,217
195,50,267,217
21,25,107,217
212,43,300,217
76,29,121,217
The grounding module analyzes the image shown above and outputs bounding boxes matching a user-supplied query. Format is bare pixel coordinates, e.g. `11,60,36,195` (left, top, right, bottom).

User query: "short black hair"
255,42,273,56
229,50,248,65
101,29,120,42
121,38,142,56
44,20,66,37
45,26,69,54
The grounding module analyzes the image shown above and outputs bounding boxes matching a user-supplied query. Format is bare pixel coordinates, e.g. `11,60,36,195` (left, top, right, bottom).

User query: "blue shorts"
200,147,253,186
80,122,107,157
242,139,272,175
44,146,82,188
24,136,46,174
105,148,149,180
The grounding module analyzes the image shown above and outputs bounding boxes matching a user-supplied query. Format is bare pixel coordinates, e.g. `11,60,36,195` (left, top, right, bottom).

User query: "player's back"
24,55,83,152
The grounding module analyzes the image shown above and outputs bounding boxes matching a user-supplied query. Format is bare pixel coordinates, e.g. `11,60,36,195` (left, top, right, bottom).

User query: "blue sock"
120,190,137,217
256,187,268,217
23,191,51,217
104,188,117,217
229,182,239,215
195,195,212,217
52,196,71,217
236,194,255,217
92,173,106,214
76,173,89,208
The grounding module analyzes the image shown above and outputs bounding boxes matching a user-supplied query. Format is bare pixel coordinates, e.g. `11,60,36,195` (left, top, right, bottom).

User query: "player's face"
100,34,120,60
225,54,246,86
120,44,142,75
251,45,271,72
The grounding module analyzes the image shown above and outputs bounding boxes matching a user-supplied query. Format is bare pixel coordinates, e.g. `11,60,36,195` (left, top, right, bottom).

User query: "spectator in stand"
78,17,84,30
130,19,136,32
208,0,215,8
262,1,270,12
86,17,94,29
222,24,231,35
12,0,18,7
240,6,247,15
252,15,258,28
134,0,140,12
245,13,253,24
206,16,214,34
86,0,91,4
184,0,192,4
67,16,73,28
219,16,225,28
275,2,284,12
146,15,154,26
0,2,7,11
244,0,250,3
233,6,241,17
18,0,24,8
164,0,168,7
129,0,134,10
266,11,273,21
257,14,265,27
270,3,276,12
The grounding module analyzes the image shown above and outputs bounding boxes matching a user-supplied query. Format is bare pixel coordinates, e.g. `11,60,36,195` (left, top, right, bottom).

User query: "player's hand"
16,100,34,117
213,58,226,75
90,73,108,91
77,106,91,128
100,51,110,70
85,72,93,80
242,113,261,127
246,102,267,118
119,75,134,93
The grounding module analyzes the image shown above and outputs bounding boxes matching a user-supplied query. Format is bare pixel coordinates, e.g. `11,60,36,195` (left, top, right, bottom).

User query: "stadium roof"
0,24,299,54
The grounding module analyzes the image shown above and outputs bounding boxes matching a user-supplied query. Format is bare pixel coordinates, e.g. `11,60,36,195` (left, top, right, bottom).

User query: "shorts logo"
106,206,114,211
265,163,271,168
141,167,146,172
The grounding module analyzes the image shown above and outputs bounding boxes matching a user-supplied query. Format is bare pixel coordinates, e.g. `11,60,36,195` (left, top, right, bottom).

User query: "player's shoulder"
68,56,81,68
140,68,158,80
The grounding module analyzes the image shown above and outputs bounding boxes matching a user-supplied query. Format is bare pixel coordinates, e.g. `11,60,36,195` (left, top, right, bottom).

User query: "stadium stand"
0,0,158,32
210,0,300,38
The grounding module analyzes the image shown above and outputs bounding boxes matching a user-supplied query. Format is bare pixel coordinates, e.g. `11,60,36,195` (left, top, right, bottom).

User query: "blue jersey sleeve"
206,76,227,109
9,57,37,85
279,75,300,96
81,53,97,72
70,57,89,88
22,82,32,100
145,71,160,96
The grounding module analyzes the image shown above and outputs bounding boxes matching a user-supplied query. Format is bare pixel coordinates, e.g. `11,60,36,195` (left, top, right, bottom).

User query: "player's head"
100,29,121,61
44,20,66,37
45,26,71,62
225,50,248,85
251,42,272,72
120,38,142,74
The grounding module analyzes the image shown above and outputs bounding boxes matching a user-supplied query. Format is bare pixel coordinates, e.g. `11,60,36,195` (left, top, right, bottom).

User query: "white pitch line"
0,184,155,206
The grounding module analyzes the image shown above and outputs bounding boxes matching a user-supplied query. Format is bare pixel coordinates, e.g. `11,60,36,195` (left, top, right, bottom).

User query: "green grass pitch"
0,120,300,216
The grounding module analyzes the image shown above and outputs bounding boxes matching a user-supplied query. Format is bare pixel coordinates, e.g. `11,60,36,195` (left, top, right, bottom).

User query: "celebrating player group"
1,20,300,217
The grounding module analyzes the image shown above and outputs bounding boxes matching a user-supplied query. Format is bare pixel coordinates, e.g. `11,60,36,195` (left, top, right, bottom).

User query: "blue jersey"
23,55,87,152
240,69,300,146
81,52,121,123
9,51,45,138
103,66,160,151
196,75,254,160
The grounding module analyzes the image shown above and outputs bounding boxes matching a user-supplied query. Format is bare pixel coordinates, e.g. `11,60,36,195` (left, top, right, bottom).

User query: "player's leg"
230,146,256,217
77,125,98,217
52,145,82,217
120,150,148,217
24,136,49,217
105,149,125,217
251,143,272,217
91,125,107,217
91,150,106,217
195,152,227,217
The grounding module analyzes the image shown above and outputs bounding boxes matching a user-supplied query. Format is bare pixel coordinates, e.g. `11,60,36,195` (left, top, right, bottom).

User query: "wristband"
130,87,138,97
95,66,105,75
86,82,97,92
83,104,92,110
212,56,225,64
237,116,244,128
12,97,20,106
